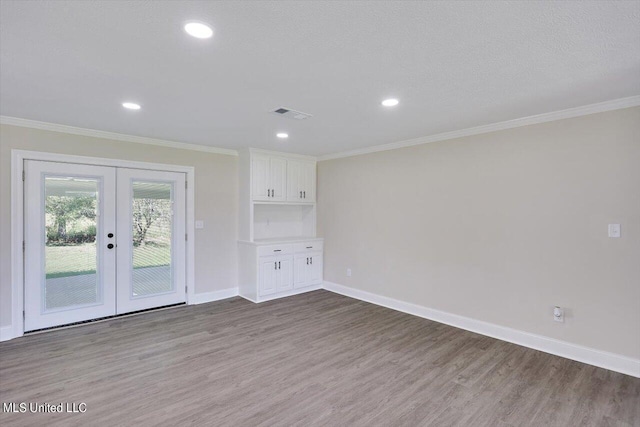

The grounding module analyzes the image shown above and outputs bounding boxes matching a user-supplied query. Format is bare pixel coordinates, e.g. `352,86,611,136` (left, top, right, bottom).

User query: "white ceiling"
1,1,639,156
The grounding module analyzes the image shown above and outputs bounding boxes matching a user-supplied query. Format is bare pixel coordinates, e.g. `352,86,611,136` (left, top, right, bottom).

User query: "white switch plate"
608,224,621,238
346,268,352,277
195,220,204,229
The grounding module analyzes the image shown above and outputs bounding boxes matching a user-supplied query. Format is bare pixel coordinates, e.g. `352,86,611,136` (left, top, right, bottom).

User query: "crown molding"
318,95,640,161
0,116,238,156
3,95,638,160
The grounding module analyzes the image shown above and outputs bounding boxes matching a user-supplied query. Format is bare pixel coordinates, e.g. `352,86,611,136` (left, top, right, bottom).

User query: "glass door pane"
44,176,100,309
131,181,173,297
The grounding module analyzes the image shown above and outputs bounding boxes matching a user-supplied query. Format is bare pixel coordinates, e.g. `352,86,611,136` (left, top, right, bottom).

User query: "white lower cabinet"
239,238,323,302
259,255,293,296
294,252,323,289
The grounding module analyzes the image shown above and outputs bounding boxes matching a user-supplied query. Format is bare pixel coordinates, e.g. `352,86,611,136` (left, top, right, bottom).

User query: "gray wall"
317,107,640,359
0,124,238,327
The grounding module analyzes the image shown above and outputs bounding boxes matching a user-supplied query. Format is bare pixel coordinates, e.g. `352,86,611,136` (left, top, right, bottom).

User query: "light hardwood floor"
1,290,638,426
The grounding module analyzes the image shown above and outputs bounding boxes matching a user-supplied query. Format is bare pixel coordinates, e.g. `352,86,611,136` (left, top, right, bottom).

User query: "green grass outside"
45,243,170,279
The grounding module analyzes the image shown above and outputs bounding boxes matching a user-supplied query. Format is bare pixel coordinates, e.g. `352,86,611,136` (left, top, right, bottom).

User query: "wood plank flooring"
1,290,638,426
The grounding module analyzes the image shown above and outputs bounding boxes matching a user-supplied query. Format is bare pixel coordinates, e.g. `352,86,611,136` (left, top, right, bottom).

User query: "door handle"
274,262,277,270
310,257,312,264
273,249,281,252
303,191,306,198
278,261,281,270
107,243,114,249
306,257,309,265
306,246,312,249
300,191,302,198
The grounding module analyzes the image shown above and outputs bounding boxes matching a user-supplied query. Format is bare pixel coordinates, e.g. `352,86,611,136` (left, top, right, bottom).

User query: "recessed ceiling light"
122,102,141,110
276,133,289,139
184,21,213,39
381,98,399,107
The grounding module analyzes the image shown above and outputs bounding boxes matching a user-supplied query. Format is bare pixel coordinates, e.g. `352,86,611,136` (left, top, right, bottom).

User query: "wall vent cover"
271,107,312,120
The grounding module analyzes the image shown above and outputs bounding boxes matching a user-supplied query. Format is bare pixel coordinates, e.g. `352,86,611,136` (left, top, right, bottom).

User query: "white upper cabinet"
252,155,270,200
250,151,316,203
300,161,316,202
286,160,316,203
252,154,288,201
270,157,287,201
286,161,301,201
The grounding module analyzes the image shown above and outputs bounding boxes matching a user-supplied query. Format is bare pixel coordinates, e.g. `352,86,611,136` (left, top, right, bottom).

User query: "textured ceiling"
1,1,639,156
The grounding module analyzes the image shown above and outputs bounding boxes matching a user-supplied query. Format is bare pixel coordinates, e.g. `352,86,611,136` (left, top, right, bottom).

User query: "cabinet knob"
107,243,114,249
107,233,114,238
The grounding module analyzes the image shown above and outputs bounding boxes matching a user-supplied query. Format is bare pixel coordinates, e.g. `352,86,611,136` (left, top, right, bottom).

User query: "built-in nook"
252,203,315,242
238,149,323,302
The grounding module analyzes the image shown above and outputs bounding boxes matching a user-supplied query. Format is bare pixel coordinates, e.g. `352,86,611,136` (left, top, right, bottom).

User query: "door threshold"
25,303,186,335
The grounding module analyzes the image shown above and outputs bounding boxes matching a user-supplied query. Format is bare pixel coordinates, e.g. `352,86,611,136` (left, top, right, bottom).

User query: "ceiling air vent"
271,107,313,120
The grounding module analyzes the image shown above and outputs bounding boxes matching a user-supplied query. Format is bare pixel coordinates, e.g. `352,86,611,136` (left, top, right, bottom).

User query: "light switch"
608,224,621,238
195,220,205,229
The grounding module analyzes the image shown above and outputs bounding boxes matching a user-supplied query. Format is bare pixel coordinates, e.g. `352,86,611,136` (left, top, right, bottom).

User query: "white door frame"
11,149,196,339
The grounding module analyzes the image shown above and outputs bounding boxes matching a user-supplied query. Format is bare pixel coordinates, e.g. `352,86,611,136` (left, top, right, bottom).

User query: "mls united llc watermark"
3,402,87,414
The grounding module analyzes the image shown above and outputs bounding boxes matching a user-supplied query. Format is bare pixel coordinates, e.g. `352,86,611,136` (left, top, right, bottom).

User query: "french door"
24,160,186,331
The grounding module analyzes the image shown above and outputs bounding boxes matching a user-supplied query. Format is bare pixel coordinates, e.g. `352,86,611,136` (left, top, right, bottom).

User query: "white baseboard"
190,287,239,305
322,281,640,378
0,325,17,342
238,284,322,304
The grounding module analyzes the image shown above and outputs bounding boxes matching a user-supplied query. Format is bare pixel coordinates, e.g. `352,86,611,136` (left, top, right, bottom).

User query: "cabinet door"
252,155,270,201
293,254,310,288
309,253,323,285
286,160,302,201
277,256,294,292
269,157,287,201
259,256,278,296
300,161,316,202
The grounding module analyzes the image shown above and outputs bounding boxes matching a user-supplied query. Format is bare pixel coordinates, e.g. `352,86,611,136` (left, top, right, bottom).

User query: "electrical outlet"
553,306,564,322
608,224,621,238
346,268,352,277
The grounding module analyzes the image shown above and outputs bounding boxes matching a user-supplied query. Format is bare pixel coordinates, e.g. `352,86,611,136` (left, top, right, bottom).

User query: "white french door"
116,168,185,314
24,160,186,331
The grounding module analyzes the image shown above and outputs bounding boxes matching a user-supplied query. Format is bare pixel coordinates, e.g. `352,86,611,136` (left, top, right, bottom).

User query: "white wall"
317,106,640,360
0,124,238,328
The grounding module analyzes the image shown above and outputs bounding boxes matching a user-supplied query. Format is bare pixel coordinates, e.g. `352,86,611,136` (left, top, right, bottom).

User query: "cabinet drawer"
257,244,293,257
293,241,323,254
